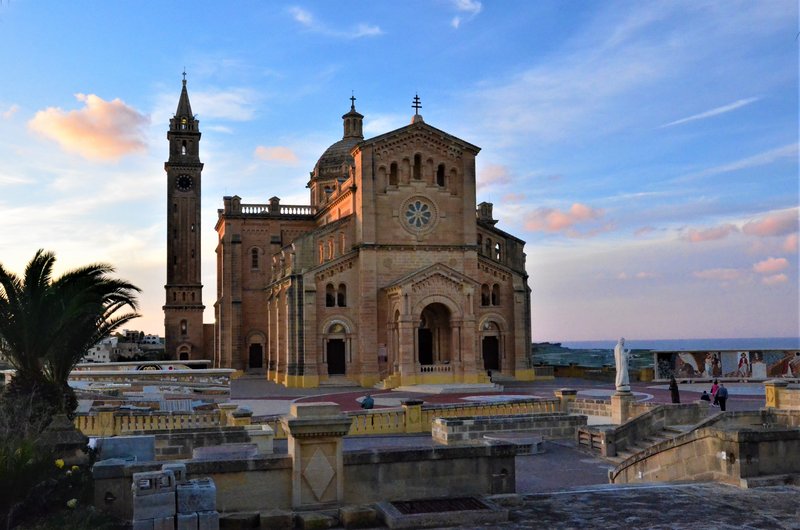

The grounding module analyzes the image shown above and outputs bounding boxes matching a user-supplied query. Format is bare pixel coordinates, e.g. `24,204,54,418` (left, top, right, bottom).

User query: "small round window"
405,200,432,228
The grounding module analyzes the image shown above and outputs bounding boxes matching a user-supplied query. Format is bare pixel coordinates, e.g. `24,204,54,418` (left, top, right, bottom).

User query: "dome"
314,136,360,177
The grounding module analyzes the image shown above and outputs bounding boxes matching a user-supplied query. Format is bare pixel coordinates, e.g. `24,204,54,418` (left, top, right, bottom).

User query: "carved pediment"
384,263,478,297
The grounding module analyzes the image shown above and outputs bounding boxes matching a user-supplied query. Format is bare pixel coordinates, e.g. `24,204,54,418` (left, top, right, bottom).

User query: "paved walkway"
231,376,765,417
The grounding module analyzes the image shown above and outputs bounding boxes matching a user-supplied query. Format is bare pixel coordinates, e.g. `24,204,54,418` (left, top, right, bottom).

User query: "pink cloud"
2,104,19,119
525,203,604,235
752,257,789,274
692,268,742,281
742,210,799,237
28,94,148,161
783,233,798,253
762,273,788,286
684,224,738,243
634,226,656,237
254,145,298,163
635,272,659,280
501,192,526,203
477,164,512,190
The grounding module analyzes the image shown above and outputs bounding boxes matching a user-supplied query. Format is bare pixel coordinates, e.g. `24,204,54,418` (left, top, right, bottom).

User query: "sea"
532,337,800,369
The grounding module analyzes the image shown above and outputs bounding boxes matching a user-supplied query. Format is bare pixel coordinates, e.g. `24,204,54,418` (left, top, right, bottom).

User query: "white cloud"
288,6,383,39
450,0,482,28
678,144,798,182
192,88,259,121
659,97,760,128
477,164,512,190
692,268,742,281
2,104,19,119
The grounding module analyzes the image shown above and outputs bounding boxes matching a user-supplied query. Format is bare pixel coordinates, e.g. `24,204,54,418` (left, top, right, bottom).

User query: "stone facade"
213,99,533,388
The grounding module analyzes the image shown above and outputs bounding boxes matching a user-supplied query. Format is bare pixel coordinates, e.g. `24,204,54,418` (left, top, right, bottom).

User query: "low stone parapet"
431,413,587,446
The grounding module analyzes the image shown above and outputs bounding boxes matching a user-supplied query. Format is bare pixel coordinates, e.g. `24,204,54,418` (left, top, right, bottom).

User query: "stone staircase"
604,424,693,465
374,374,402,389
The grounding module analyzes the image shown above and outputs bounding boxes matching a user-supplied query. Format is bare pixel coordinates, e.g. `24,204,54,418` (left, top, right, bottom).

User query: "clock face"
176,174,194,192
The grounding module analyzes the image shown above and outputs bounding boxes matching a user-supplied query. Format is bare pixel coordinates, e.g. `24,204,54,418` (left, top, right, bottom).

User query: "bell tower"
164,74,205,360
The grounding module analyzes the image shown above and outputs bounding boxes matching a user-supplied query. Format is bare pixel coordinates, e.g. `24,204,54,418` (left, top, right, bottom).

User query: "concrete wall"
125,426,251,460
93,442,517,518
569,398,612,417
431,413,587,444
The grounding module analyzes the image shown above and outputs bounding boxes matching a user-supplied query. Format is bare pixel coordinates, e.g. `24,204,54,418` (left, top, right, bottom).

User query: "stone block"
245,424,274,454
162,463,188,484
177,512,199,530
198,511,220,530
132,470,177,521
259,509,293,530
290,402,341,418
132,519,154,530
296,512,337,530
97,435,156,462
219,512,258,529
153,516,175,530
339,505,378,529
192,443,258,460
177,478,217,513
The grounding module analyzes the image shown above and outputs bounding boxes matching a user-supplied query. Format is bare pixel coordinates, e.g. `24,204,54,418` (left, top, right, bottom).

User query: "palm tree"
0,249,140,418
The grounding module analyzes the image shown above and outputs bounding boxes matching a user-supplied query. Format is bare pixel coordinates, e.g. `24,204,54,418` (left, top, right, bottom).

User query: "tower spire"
172,73,197,132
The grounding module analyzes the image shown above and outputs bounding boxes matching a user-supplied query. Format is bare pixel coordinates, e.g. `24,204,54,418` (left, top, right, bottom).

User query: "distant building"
82,336,117,363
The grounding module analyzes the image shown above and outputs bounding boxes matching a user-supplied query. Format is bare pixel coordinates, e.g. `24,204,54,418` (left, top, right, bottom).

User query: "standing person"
669,376,680,404
716,383,729,411
711,379,720,407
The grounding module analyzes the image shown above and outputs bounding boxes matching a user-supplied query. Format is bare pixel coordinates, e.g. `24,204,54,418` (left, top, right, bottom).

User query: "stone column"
764,379,788,409
281,403,352,510
553,388,577,413
402,399,425,433
611,391,635,425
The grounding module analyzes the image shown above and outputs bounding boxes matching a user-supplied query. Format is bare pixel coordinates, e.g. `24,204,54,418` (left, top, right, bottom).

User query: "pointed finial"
350,91,356,111
412,93,422,115
182,68,187,85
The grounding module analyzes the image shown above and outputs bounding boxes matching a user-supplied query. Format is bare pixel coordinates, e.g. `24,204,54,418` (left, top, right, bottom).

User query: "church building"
166,79,533,388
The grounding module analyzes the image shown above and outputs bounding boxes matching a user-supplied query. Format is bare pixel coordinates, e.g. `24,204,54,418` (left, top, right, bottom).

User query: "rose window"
405,200,432,229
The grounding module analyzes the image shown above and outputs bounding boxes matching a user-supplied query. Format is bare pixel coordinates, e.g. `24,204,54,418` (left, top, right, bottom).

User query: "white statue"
614,337,631,392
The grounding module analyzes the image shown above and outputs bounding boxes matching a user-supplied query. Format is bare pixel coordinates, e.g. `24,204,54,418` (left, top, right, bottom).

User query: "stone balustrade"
420,364,452,373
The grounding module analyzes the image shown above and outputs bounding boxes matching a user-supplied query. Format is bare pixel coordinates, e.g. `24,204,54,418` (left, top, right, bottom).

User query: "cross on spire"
182,68,187,86
412,93,422,115
350,92,356,110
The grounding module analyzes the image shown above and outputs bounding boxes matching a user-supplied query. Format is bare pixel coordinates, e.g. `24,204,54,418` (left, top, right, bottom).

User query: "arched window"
436,164,445,187
251,248,259,269
481,284,490,306
389,162,398,186
485,238,492,257
325,284,336,307
327,240,334,259
495,242,502,261
337,283,347,307
319,243,324,264
413,154,422,180
477,234,482,250
180,319,188,335
491,284,500,306
181,140,187,156
340,233,346,255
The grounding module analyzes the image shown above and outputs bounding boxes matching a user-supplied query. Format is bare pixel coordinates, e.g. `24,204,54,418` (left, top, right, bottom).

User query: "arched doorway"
482,336,500,371
249,343,263,369
325,322,348,375
179,352,189,361
481,321,501,371
418,303,451,365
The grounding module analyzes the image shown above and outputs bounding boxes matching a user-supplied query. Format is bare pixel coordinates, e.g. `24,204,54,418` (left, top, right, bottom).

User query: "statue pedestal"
281,403,352,510
611,391,635,425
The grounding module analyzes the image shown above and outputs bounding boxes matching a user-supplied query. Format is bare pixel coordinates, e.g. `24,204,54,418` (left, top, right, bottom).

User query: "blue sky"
0,1,797,341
